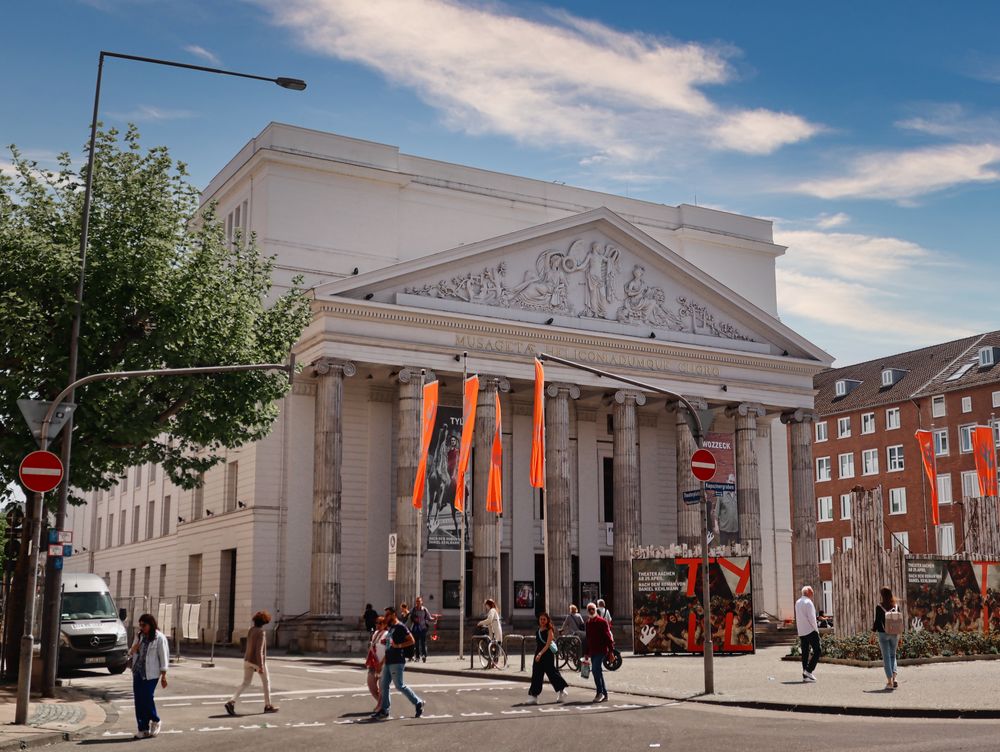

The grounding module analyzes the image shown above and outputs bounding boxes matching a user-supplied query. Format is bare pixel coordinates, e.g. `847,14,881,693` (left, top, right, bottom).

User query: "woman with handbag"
527,612,568,704
872,587,902,689
365,616,388,712
127,613,169,738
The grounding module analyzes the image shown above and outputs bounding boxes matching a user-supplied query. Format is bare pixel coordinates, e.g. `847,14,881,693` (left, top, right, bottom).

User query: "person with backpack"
872,586,902,689
408,596,434,663
595,599,612,624
372,607,425,720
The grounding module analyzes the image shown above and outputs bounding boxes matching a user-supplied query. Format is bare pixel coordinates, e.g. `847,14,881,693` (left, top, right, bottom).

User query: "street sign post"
387,533,398,582
704,481,735,493
690,448,717,482
16,400,75,446
682,490,702,505
18,451,64,494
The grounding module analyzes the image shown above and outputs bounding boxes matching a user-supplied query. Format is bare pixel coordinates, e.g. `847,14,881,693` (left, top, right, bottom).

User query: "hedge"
788,631,1000,661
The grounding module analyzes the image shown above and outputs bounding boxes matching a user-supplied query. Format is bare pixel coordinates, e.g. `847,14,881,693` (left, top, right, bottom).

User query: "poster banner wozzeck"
906,558,1000,634
425,405,472,550
703,432,738,544
632,556,754,655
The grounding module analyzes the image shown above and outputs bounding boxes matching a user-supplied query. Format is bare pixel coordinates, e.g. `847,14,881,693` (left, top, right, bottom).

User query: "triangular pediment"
318,208,828,361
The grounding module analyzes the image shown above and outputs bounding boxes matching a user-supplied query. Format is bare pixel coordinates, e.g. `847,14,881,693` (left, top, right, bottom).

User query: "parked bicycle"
555,634,582,672
476,635,508,669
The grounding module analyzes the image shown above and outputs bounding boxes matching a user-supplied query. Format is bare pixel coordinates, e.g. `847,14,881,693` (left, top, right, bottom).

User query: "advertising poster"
514,581,535,609
703,432,738,545
906,558,1000,633
425,406,472,550
632,556,754,655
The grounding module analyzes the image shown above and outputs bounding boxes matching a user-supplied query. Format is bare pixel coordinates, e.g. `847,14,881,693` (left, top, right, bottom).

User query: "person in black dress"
527,612,568,704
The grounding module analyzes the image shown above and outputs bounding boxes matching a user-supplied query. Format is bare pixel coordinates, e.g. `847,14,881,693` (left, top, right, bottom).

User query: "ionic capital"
665,397,708,413
780,409,819,425
725,402,765,419
546,382,581,399
613,389,647,407
311,358,356,378
478,375,511,393
397,367,435,385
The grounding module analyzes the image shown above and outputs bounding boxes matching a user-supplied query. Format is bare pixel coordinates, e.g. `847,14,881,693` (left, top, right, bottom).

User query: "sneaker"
415,701,424,718
527,695,539,705
224,702,236,717
149,721,161,737
803,671,816,682
592,693,603,703
556,690,568,703
597,694,608,703
263,705,279,713
134,732,146,739
369,711,389,721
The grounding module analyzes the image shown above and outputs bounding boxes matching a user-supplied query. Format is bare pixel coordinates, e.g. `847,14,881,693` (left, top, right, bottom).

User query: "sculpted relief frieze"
403,237,754,342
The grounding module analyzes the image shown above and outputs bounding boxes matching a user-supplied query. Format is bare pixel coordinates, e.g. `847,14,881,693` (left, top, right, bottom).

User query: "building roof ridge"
911,333,988,397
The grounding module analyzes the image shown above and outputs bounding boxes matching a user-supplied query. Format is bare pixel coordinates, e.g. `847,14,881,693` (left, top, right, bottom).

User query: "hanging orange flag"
411,380,439,510
530,358,546,488
915,430,939,525
972,425,999,498
454,375,479,513
486,391,503,514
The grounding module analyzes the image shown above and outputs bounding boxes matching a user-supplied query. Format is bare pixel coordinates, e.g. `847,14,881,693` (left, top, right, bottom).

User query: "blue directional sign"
705,481,736,492
63,545,73,557
54,557,63,570
682,490,702,505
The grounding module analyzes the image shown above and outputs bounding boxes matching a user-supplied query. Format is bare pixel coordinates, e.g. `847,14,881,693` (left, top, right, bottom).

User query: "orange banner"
530,358,545,488
915,429,939,525
486,392,503,514
411,380,439,510
454,375,479,513
972,425,999,498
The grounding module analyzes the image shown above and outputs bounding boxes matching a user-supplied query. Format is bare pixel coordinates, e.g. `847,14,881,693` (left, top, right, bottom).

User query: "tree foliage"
0,126,311,502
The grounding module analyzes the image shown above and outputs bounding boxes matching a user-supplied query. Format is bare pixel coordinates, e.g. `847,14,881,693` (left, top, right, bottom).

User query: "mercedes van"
59,573,129,674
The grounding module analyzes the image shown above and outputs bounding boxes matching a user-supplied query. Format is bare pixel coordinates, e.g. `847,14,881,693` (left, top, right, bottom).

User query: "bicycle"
476,635,508,669
555,634,582,672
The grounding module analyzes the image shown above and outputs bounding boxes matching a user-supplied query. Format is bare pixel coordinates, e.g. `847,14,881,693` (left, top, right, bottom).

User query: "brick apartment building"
810,331,1000,614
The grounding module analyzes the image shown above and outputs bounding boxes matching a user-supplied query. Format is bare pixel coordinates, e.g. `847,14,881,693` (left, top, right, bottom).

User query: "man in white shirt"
795,585,820,682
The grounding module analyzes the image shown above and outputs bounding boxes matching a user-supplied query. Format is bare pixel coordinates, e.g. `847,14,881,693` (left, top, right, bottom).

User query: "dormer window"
835,379,861,397
979,346,998,368
881,368,907,387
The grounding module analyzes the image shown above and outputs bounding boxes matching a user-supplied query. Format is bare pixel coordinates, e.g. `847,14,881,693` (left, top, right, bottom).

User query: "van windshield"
61,592,117,621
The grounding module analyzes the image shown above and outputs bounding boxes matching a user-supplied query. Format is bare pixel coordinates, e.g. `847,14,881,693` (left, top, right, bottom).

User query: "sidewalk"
333,645,1000,718
0,687,107,750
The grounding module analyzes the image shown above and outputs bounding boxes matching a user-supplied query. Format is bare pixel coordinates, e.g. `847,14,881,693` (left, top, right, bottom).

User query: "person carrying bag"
872,586,902,689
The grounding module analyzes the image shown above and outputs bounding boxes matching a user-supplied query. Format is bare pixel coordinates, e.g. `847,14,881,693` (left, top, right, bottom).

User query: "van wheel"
108,664,127,675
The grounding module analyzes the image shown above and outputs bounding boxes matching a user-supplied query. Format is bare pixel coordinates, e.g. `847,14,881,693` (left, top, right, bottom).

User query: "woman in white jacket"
128,613,169,738
477,599,502,642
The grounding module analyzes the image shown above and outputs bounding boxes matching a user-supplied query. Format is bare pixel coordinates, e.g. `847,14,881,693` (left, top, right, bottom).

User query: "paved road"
52,656,1000,751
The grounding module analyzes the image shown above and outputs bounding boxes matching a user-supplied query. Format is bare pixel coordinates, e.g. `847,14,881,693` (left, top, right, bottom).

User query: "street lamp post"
35,50,306,703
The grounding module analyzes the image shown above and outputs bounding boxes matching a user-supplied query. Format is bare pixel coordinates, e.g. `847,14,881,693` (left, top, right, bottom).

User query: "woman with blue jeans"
871,587,899,689
128,613,170,737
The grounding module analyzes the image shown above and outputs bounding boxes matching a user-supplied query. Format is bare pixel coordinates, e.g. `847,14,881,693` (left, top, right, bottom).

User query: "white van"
59,573,129,674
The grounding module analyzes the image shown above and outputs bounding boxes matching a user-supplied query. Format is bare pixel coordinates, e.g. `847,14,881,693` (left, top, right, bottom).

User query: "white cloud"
106,105,196,122
774,229,939,282
815,212,849,229
258,0,821,162
184,44,221,67
794,143,1000,200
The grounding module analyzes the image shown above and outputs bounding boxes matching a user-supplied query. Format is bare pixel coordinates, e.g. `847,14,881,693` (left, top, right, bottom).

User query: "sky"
3,0,1000,366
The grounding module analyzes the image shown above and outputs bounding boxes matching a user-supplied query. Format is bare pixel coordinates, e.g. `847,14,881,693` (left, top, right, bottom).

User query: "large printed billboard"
424,405,472,551
632,556,754,655
906,558,1000,634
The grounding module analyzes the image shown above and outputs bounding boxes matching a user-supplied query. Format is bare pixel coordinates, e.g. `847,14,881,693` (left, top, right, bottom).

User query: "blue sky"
4,0,1000,366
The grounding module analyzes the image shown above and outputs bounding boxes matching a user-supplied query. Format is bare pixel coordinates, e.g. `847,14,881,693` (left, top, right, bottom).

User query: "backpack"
884,607,904,636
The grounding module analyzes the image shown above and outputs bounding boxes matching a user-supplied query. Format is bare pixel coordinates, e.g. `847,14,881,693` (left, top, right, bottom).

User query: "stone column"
612,390,646,622
473,376,510,611
726,402,766,613
310,358,355,617
545,383,579,618
672,398,708,549
394,367,433,607
782,409,820,598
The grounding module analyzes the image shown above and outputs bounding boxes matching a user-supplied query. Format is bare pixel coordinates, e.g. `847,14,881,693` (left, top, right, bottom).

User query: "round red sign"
690,448,717,482
19,450,64,494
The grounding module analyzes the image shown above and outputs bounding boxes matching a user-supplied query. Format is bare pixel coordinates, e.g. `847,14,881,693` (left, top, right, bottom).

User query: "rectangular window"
837,416,851,438
815,421,828,442
994,419,1000,448
843,536,854,551
95,518,103,551
840,493,852,520
143,567,151,597
887,444,905,471
816,457,832,482
159,564,167,599
838,452,855,479
147,501,156,539
959,424,975,453
817,496,834,522
890,531,909,551
149,463,156,483
937,524,956,556
937,474,953,505
128,568,136,597
602,457,614,522
993,391,1000,409
861,413,875,434
119,511,127,546
862,448,879,475
122,472,128,493
885,407,901,430
162,495,171,536
819,538,835,563
934,429,949,456
961,470,979,499
931,395,946,418
107,513,114,549
888,487,907,514
225,461,238,513
193,475,205,519
961,396,972,413
115,571,122,599
132,505,140,543
135,465,142,486
821,581,833,615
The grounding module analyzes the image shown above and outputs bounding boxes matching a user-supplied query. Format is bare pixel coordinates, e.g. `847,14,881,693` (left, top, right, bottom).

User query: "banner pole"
416,369,425,603
458,353,468,661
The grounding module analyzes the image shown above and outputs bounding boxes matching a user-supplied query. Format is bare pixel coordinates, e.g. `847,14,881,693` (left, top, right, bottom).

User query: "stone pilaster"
310,358,355,617
671,398,708,548
472,376,510,612
544,382,579,618
782,409,820,598
612,390,646,623
726,402,766,613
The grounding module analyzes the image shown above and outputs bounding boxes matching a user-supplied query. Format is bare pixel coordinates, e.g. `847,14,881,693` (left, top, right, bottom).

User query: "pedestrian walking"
584,602,613,703
796,585,821,682
365,615,388,712
595,598,613,624
408,596,434,663
872,586,901,689
527,612,569,704
225,610,278,716
363,603,379,633
559,605,587,660
477,598,503,642
127,613,169,738
399,602,410,624
372,607,424,720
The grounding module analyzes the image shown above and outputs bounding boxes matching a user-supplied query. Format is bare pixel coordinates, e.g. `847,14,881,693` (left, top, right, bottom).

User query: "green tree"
0,126,311,675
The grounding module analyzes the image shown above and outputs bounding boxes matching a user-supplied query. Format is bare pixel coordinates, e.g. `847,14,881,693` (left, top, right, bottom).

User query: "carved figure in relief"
509,250,572,312
616,265,685,331
564,241,620,318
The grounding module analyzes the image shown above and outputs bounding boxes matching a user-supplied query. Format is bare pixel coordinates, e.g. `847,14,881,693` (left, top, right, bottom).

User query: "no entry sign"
690,448,717,482
19,450,64,494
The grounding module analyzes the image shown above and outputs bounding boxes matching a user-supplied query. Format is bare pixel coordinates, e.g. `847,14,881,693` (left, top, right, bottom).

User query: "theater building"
66,123,831,648
811,332,1000,614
